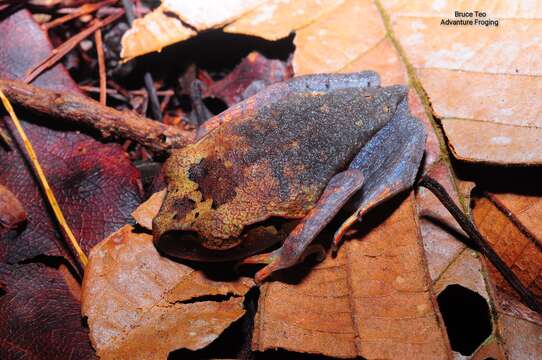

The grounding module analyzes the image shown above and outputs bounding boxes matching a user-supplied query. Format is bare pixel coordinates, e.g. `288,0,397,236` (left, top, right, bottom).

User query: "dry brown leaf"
492,290,542,359
292,0,386,75
253,194,451,358
472,193,542,303
121,7,194,61
82,225,253,359
121,0,265,60
381,0,542,164
120,2,542,357
131,189,165,230
121,0,378,70
417,163,467,282
163,0,265,30
470,191,542,358
226,0,344,38
0,183,26,230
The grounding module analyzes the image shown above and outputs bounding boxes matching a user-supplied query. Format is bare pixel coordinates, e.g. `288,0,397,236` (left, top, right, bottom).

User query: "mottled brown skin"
153,72,425,280
154,72,426,281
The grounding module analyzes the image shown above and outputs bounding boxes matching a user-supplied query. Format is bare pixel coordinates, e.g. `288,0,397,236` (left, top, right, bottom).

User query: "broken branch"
0,80,195,151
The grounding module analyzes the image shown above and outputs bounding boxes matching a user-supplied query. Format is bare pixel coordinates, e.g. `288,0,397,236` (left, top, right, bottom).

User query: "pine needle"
0,88,88,268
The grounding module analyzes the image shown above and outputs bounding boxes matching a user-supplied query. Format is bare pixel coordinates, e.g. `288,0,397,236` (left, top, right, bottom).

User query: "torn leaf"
82,225,253,359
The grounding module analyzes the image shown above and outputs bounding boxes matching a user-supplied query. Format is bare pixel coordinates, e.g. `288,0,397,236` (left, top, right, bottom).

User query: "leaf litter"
82,225,253,359
2,0,542,359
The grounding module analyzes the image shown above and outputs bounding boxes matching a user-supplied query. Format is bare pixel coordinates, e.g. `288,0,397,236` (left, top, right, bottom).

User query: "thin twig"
94,29,107,105
0,88,88,269
79,86,174,103
121,0,162,121
23,10,124,84
419,175,542,314
0,80,194,151
42,0,118,30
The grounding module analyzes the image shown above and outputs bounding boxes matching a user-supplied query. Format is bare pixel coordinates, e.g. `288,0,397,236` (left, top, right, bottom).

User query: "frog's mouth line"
155,217,297,262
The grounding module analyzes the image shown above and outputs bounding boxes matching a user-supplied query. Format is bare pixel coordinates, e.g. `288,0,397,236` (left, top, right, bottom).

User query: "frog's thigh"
241,168,365,283
333,98,426,249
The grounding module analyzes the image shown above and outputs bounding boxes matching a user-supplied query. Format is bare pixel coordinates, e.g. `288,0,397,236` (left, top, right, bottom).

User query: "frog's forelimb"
240,169,365,283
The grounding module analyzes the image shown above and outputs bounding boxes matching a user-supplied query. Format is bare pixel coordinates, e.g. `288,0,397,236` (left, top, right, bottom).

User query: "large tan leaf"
81,225,253,359
253,194,451,358
224,0,344,40
380,0,542,164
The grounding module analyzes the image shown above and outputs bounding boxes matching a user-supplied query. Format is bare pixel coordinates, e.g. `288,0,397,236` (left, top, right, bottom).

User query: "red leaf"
203,51,291,107
0,262,96,359
0,9,143,263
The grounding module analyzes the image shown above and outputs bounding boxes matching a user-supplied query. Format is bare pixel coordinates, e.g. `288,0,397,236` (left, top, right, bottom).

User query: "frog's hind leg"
240,168,365,283
241,97,425,284
333,97,426,250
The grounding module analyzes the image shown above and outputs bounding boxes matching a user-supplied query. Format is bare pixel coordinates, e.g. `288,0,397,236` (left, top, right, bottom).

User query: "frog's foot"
332,97,427,252
241,168,365,283
240,244,326,284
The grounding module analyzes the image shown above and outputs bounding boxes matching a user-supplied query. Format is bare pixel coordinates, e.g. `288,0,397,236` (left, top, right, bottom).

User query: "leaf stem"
419,175,542,314
0,89,88,269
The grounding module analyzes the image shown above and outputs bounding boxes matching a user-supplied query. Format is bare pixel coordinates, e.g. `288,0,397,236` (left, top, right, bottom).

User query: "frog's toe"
247,244,326,284
238,248,290,284
239,249,281,266
332,213,359,253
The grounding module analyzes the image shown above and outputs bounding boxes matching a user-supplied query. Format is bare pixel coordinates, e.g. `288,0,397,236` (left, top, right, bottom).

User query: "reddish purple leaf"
0,262,96,359
203,51,291,106
0,9,143,263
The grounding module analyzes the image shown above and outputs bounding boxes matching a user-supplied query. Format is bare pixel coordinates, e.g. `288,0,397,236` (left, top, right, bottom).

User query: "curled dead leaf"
121,0,264,60
82,225,253,359
203,51,291,107
132,189,165,230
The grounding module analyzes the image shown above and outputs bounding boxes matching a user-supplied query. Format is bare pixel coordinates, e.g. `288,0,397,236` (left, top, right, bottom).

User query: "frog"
153,71,426,283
